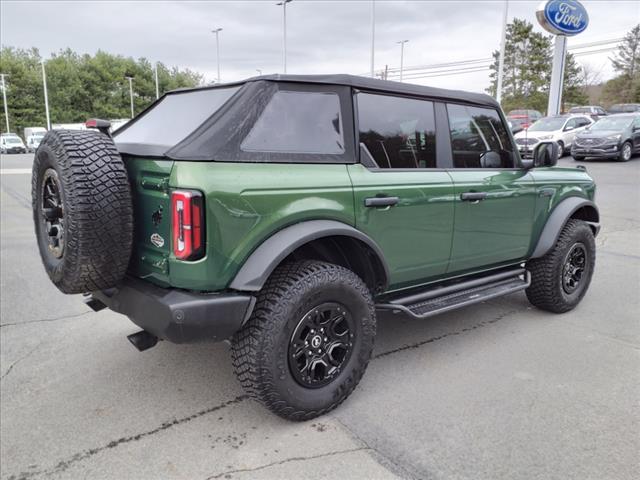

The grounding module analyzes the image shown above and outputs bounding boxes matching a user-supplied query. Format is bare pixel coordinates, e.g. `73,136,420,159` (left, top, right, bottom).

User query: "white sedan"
514,115,593,159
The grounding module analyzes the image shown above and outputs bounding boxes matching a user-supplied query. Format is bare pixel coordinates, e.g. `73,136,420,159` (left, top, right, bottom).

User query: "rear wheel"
526,219,595,313
231,260,376,421
618,141,632,162
557,141,565,159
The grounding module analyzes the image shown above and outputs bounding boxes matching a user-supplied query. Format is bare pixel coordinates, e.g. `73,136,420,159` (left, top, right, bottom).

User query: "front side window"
565,118,578,130
357,92,437,168
447,104,515,168
241,91,344,154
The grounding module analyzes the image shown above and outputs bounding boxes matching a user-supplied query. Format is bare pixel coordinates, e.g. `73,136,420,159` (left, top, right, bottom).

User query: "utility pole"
496,0,509,104
0,74,9,133
276,0,292,73
154,62,160,99
41,60,51,130
212,27,222,83
370,0,376,77
125,76,134,118
397,40,409,82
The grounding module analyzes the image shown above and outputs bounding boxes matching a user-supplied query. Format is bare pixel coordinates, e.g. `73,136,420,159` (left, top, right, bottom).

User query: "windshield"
528,117,565,131
5,137,22,144
590,117,632,131
569,107,590,113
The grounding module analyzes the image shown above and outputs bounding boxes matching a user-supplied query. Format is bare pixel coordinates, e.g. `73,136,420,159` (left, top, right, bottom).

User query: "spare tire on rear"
32,129,133,294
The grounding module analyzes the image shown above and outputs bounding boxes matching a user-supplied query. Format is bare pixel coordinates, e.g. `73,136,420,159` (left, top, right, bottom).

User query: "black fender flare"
229,220,390,292
531,197,599,258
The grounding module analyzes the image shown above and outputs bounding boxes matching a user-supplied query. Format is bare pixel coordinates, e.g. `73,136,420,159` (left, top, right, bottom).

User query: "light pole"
496,0,509,104
154,62,160,99
125,76,134,118
41,60,51,130
212,27,222,83
276,0,292,73
397,40,409,82
370,0,376,78
0,74,9,133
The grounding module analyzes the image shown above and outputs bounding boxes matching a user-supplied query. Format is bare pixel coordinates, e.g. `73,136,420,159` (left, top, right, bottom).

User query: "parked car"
514,114,593,159
0,133,27,154
608,103,640,114
572,113,640,162
568,105,607,121
31,74,599,420
507,109,543,131
26,133,45,152
24,126,47,141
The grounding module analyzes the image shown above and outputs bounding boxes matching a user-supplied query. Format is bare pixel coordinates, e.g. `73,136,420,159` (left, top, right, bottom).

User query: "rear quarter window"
240,91,344,154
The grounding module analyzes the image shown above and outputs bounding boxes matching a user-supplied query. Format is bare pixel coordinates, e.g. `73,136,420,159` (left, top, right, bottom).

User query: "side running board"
376,268,530,320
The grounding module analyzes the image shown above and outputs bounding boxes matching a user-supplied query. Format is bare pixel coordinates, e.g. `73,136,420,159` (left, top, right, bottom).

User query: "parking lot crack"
1,342,42,381
6,395,249,480
204,447,369,479
0,310,91,328
373,309,518,360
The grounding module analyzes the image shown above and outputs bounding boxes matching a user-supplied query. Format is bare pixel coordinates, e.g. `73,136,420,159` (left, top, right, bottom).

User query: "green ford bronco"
32,74,599,420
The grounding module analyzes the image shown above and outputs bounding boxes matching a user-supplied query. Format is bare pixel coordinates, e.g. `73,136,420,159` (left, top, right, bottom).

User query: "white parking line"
0,169,32,175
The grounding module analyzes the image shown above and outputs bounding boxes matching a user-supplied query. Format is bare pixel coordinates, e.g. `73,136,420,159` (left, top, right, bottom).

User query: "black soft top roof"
169,73,498,107
114,74,499,159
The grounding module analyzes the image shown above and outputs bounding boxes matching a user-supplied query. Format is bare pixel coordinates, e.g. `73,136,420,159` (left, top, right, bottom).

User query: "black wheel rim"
562,243,587,294
41,168,65,259
288,302,355,388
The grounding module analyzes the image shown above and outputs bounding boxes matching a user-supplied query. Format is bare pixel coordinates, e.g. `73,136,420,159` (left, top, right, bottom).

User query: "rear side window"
241,91,344,154
447,104,515,168
357,92,437,168
114,87,239,147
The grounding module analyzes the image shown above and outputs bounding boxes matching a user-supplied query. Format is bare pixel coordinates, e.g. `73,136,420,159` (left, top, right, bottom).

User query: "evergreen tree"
603,24,640,103
488,18,587,113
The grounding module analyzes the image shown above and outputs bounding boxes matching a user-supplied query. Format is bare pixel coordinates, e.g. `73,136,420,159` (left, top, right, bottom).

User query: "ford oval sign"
536,0,589,36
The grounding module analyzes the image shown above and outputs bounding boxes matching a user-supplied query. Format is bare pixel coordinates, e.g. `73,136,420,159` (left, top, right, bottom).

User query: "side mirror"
532,141,558,168
564,125,574,132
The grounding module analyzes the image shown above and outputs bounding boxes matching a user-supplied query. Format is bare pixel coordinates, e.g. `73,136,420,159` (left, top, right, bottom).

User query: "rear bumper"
90,277,255,343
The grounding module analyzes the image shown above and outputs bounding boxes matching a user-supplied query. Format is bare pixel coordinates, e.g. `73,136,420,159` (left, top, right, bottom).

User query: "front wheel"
526,219,595,313
618,141,632,162
231,260,376,421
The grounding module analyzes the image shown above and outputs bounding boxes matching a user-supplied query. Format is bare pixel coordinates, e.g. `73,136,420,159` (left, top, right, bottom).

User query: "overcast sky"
2,1,639,93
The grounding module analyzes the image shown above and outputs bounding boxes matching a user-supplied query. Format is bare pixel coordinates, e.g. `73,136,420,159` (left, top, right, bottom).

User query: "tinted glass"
241,91,344,154
114,87,239,147
447,104,515,168
591,116,633,131
357,93,436,168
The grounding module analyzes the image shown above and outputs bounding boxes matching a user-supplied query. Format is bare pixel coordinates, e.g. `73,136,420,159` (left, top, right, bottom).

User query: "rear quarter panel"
169,162,355,291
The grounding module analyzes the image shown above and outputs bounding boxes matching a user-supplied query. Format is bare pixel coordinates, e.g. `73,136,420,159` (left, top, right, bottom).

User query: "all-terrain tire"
32,129,133,294
231,260,376,421
525,219,595,313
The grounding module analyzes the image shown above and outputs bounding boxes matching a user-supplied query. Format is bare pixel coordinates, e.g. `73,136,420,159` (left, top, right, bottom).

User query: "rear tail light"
171,190,205,260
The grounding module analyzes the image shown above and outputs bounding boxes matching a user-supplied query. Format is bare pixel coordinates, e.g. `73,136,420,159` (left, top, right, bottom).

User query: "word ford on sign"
536,0,589,36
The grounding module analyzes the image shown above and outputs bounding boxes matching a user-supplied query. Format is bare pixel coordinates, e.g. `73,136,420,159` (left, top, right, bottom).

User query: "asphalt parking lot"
1,152,638,480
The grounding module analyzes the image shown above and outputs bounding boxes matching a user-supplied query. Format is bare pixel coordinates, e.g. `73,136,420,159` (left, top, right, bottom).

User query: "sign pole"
547,35,567,115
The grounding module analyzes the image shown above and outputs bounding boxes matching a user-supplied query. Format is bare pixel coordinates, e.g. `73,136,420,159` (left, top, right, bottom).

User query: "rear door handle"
364,196,399,208
460,192,488,202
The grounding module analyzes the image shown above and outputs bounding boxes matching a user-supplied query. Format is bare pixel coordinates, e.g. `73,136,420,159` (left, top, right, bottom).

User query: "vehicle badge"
150,233,165,248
